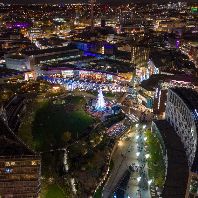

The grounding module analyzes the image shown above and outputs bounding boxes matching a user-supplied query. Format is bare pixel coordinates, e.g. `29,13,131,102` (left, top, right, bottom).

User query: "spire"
90,0,95,31
95,89,106,111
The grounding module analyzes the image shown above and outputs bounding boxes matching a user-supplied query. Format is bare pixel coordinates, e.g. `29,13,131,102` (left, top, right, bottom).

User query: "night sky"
0,0,196,4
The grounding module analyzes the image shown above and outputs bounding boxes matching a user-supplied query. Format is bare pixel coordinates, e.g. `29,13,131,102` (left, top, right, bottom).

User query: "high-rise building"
101,18,106,28
152,87,198,197
0,118,41,198
165,88,198,173
90,0,96,31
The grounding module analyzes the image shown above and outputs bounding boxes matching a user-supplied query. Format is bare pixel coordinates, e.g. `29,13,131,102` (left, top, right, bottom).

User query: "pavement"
102,127,136,198
102,124,151,198
102,93,154,198
124,125,151,198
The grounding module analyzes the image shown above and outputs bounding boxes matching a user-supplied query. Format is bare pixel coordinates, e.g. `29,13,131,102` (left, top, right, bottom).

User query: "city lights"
0,1,197,197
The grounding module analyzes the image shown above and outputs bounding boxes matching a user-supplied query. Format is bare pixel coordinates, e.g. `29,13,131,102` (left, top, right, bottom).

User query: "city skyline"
0,0,197,4
0,1,197,198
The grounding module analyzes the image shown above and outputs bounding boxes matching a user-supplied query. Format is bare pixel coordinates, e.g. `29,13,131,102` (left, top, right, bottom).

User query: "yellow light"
52,86,60,91
5,162,10,166
31,161,36,165
118,141,123,147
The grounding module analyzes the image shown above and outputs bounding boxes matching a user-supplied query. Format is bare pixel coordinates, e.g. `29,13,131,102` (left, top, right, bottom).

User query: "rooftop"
0,67,24,78
7,54,26,60
170,87,198,112
140,74,168,91
42,57,134,74
170,88,198,173
23,44,77,56
140,74,198,91
153,120,189,198
150,49,195,71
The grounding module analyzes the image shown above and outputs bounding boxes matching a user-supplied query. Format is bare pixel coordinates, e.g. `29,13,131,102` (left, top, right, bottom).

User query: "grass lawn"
93,160,114,198
145,130,165,188
42,184,65,198
31,96,95,151
94,186,103,198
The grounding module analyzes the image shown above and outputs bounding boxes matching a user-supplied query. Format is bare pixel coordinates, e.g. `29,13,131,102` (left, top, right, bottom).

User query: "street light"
135,123,139,128
148,179,152,185
118,141,123,147
137,177,141,182
144,137,147,141
145,154,150,159
136,135,139,140
143,125,146,129
136,152,140,157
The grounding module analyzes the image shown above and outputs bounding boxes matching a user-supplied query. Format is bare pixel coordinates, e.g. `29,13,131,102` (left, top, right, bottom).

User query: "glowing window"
31,161,36,165
5,162,10,166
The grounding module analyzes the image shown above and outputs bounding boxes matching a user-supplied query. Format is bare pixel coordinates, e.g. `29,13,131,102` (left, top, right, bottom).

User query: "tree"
62,131,71,143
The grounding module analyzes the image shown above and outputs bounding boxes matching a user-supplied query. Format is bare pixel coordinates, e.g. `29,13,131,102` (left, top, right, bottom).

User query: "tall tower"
90,0,95,31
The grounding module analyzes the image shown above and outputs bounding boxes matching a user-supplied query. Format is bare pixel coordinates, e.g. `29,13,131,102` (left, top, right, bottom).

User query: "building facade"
5,55,31,71
165,88,198,173
0,118,41,197
151,87,198,197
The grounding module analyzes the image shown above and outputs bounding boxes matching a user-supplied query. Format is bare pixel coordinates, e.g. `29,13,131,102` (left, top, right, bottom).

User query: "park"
17,85,124,197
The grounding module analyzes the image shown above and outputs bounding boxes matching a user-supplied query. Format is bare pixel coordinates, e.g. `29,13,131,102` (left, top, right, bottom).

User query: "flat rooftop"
0,67,24,78
42,57,134,74
7,55,26,60
23,44,78,56
153,120,189,198
150,49,195,71
140,74,198,91
170,88,198,173
170,87,198,112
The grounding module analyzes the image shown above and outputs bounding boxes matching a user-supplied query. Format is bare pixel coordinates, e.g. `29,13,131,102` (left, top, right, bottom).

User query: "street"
103,124,151,198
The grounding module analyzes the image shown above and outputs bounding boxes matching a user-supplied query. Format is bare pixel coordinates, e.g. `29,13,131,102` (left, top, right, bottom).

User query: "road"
102,121,152,198
103,126,137,198
124,125,151,198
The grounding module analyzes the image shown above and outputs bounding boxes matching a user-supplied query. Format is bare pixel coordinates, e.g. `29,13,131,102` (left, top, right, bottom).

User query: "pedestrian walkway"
103,125,151,198
125,124,151,198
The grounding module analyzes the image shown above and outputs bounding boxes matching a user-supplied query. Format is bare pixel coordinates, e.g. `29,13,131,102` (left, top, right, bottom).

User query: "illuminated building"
153,87,167,116
131,46,150,68
117,44,150,67
6,22,31,29
141,74,198,116
155,20,186,33
5,54,31,71
26,46,81,66
137,87,154,110
180,41,198,67
191,6,198,13
165,88,198,173
28,27,43,41
152,87,198,197
0,118,41,197
2,46,82,71
10,45,83,71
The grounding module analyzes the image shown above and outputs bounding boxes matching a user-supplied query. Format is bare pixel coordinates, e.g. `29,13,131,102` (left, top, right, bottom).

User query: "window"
4,168,13,174
31,161,36,166
5,162,10,167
